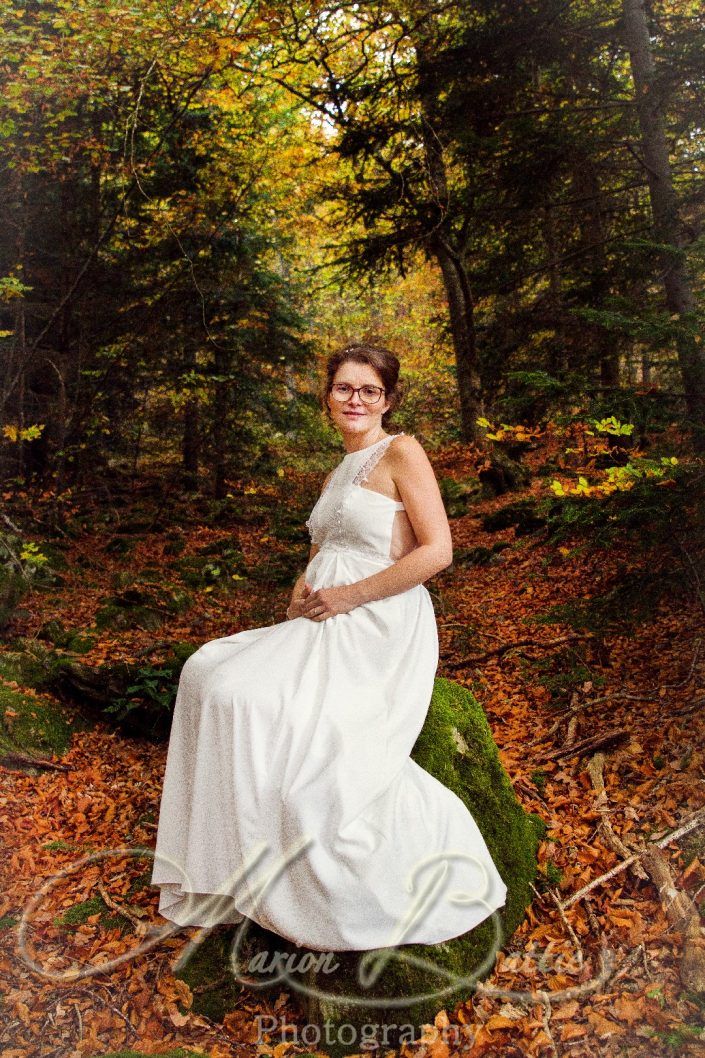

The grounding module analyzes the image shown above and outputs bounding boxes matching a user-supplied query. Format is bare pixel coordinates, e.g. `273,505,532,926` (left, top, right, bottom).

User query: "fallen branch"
0,751,70,772
543,727,629,761
639,844,705,992
578,761,705,995
97,882,149,936
446,633,592,669
525,638,703,749
587,752,648,881
563,805,705,908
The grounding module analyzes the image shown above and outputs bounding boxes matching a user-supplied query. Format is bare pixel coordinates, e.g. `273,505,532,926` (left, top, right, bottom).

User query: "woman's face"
327,360,391,436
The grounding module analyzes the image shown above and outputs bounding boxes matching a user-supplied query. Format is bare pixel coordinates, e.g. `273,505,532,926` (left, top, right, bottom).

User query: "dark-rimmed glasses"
330,383,386,405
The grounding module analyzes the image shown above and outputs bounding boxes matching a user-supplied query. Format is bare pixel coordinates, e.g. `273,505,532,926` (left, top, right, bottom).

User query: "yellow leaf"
485,1014,520,1030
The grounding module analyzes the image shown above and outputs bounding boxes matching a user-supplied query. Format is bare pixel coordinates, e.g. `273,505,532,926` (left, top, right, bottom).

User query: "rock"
179,677,545,1055
0,567,28,631
297,677,545,1052
94,586,192,632
438,476,480,518
0,681,75,767
453,542,510,567
478,450,530,496
482,498,547,535
44,643,198,741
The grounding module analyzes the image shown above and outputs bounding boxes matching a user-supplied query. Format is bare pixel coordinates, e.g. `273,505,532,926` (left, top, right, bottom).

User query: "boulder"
179,677,546,1055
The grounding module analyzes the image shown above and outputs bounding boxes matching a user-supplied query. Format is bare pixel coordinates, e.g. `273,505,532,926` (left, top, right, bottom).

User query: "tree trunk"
622,0,705,445
431,240,484,441
415,43,483,443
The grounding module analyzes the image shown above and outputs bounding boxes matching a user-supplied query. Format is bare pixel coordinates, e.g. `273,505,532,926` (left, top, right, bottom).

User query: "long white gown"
150,432,508,951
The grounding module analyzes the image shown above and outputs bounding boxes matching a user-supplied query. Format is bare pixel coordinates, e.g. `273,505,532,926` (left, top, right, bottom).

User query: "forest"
0,1,704,1057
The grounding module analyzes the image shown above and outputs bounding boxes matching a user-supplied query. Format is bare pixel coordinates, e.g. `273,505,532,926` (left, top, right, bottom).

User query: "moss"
36,618,95,653
295,676,546,1055
54,895,133,934
0,915,18,931
183,678,546,1057
0,682,74,760
172,926,243,1023
94,586,193,632
43,839,78,851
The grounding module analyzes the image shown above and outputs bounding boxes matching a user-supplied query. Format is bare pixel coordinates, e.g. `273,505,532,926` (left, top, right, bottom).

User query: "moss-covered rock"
292,677,545,1053
438,476,480,518
44,646,198,741
452,542,510,567
37,618,96,653
0,640,58,688
482,498,547,535
94,585,192,631
172,544,248,592
172,925,245,1023
0,567,28,630
0,681,76,764
478,450,531,496
181,677,545,1056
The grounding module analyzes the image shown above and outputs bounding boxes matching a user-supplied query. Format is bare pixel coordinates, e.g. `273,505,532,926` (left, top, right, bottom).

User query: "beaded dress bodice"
305,433,407,562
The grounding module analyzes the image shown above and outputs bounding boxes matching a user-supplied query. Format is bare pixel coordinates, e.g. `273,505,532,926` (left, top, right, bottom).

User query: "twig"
543,727,629,761
540,993,560,1058
544,885,584,971
0,751,70,772
97,881,149,935
587,752,648,880
563,805,705,909
447,633,591,669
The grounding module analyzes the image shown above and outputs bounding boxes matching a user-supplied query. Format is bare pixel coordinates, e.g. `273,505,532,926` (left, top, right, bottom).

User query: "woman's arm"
285,467,333,618
286,544,319,619
300,437,453,620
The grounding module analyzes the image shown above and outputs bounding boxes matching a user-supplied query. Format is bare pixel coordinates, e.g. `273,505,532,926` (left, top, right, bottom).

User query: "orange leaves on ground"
1,435,704,1058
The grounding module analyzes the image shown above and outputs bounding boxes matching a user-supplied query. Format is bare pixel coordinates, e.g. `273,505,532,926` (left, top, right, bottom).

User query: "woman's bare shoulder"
390,433,430,464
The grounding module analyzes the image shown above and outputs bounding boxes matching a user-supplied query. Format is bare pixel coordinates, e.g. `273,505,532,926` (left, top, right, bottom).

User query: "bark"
415,40,483,443
431,239,483,440
622,0,705,444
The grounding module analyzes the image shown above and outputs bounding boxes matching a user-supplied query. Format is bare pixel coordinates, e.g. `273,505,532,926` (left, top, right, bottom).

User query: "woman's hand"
299,584,360,622
286,582,312,620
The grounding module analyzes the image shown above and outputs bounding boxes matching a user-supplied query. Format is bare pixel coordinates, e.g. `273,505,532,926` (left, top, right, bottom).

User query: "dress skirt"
150,544,508,950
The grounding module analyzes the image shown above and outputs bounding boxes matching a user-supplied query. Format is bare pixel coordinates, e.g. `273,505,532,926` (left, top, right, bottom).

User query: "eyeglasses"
330,383,386,405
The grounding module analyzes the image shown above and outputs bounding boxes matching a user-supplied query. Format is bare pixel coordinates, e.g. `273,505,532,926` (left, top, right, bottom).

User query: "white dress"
150,432,507,951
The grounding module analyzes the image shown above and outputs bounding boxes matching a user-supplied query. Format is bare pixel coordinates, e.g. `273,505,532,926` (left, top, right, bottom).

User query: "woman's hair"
320,342,404,429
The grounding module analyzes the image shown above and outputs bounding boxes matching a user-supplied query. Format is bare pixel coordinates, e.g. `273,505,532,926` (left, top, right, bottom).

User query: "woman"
150,341,507,951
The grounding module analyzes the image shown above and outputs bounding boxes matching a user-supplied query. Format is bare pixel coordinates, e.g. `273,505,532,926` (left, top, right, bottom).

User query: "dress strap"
352,432,406,487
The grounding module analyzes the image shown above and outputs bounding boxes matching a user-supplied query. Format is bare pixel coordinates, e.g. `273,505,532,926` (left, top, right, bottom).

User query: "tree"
621,0,705,446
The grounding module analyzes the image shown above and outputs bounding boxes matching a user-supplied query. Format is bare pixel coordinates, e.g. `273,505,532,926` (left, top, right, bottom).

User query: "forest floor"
0,434,704,1058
